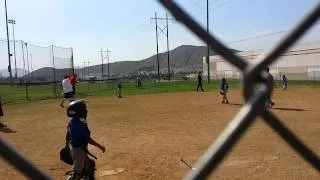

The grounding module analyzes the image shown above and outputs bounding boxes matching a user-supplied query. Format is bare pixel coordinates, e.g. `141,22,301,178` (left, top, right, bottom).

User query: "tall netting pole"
51,45,57,97
71,47,75,75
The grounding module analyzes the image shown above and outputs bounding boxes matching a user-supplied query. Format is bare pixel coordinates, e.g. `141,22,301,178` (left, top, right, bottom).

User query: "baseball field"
0,81,319,179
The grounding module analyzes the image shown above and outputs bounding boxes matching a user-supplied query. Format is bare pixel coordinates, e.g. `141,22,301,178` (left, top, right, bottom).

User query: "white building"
203,42,320,80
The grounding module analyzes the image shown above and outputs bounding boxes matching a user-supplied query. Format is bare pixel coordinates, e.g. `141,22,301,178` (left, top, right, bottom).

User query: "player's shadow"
0,123,17,133
272,107,307,112
227,103,307,112
228,103,243,107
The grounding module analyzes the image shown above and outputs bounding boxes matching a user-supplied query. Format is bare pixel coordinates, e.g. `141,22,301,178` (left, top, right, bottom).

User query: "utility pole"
82,61,87,80
106,49,111,78
152,12,160,81
99,48,111,78
150,12,174,82
29,53,33,78
87,61,90,77
4,0,13,81
166,13,171,82
207,0,210,83
99,48,105,78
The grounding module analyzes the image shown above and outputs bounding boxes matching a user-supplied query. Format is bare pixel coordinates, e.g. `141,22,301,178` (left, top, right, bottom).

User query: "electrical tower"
150,12,174,82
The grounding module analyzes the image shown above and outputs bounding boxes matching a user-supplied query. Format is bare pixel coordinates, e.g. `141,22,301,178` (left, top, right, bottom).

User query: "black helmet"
67,99,87,119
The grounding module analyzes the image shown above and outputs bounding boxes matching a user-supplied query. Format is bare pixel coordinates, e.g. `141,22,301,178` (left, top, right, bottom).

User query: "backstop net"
0,39,73,84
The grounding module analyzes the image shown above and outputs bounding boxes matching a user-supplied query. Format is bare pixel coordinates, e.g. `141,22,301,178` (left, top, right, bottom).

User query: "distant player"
118,81,123,98
137,75,142,88
65,100,105,180
69,74,79,95
220,78,229,104
60,75,74,108
0,96,5,128
196,71,204,92
282,75,288,90
265,67,275,108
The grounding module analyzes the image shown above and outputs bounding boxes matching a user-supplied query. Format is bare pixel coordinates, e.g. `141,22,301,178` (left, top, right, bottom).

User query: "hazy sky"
0,0,320,70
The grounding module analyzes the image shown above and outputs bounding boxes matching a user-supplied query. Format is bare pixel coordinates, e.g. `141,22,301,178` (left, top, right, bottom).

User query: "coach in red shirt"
69,74,79,95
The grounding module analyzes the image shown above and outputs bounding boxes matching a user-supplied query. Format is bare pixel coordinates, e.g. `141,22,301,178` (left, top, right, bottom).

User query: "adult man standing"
60,75,74,108
196,71,204,92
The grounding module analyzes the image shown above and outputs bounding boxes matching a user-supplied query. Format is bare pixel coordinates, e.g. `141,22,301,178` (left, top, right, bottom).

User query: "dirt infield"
0,87,319,179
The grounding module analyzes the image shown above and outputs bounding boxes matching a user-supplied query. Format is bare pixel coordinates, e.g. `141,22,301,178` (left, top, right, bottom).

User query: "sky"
0,0,320,70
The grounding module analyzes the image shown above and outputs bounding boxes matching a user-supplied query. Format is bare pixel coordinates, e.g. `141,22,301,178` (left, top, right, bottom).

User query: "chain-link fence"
157,0,320,179
0,39,74,102
1,0,320,179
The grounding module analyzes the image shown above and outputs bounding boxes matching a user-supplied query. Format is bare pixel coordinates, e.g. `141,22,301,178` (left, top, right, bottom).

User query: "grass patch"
1,80,320,104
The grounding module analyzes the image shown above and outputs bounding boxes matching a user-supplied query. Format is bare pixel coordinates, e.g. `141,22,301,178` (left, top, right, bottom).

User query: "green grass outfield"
1,80,320,104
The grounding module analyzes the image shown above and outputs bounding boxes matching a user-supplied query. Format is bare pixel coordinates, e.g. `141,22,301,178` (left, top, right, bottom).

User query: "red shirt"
69,76,78,87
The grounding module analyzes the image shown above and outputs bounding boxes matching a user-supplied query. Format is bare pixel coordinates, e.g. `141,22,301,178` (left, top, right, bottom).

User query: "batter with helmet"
61,100,105,180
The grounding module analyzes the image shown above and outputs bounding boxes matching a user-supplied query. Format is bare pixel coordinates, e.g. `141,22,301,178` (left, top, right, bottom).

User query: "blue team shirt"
220,82,228,91
66,118,90,148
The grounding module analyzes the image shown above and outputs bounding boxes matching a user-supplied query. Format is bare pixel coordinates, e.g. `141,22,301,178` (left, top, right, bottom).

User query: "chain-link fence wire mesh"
0,39,73,101
157,0,320,179
1,0,320,179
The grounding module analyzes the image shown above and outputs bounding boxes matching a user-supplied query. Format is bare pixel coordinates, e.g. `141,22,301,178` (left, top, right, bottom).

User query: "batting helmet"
67,99,87,119
60,147,73,165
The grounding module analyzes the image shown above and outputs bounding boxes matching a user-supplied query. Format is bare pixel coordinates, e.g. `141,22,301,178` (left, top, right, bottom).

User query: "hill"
87,45,240,75
2,45,240,80
0,68,25,77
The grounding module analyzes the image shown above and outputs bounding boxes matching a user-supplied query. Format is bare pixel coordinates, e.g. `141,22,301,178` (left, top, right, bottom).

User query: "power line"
227,30,288,45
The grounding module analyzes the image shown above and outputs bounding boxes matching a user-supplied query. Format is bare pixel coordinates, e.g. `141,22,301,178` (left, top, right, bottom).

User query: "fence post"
51,45,57,97
71,47,75,75
21,41,29,101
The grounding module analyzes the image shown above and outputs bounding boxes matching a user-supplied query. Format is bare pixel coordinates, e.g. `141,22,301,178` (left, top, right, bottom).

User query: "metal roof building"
203,42,320,80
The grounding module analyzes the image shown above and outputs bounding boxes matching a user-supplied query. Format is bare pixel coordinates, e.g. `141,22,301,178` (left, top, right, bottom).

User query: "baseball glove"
60,147,73,165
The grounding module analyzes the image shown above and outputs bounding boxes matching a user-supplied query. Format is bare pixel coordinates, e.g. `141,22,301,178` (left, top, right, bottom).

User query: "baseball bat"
180,158,193,169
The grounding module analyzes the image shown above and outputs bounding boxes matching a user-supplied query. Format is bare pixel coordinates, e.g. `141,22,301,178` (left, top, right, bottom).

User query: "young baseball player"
60,75,74,108
282,75,288,90
220,78,229,104
118,81,123,98
65,100,105,180
196,71,204,92
265,67,275,108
